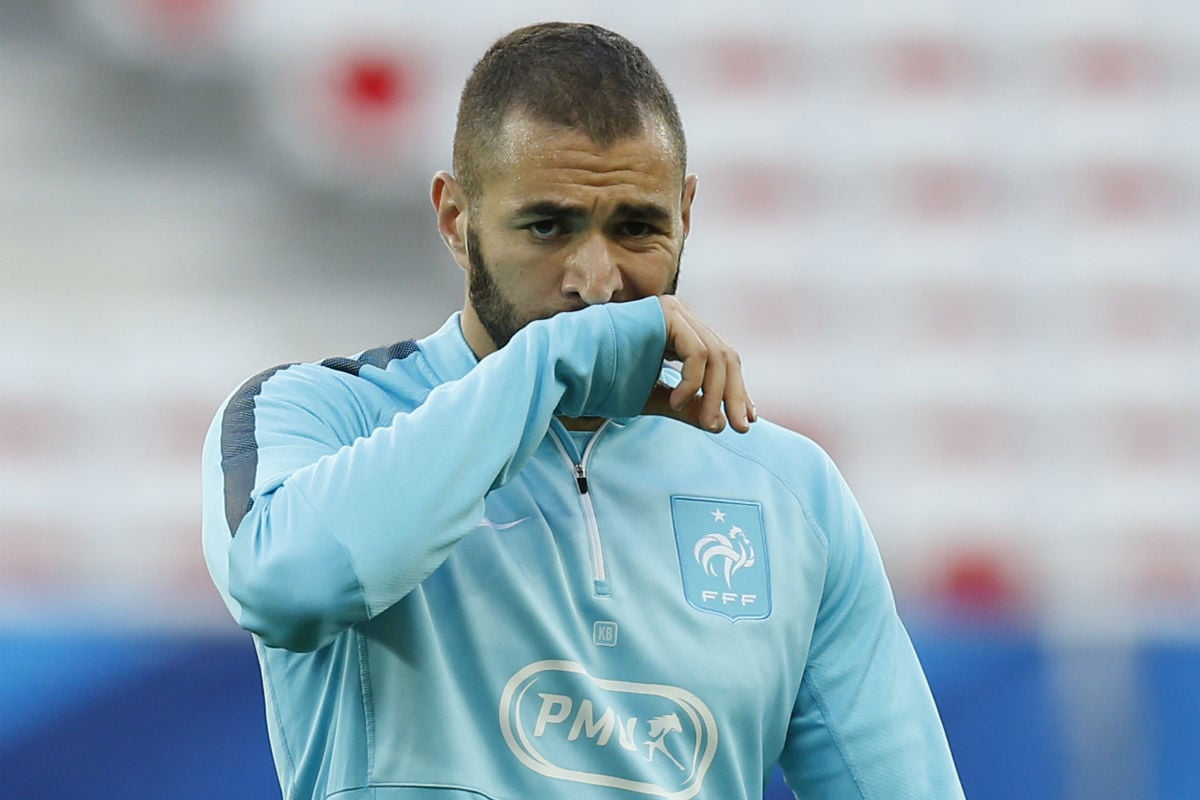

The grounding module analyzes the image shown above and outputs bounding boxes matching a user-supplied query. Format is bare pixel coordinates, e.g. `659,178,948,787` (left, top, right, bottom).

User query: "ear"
431,171,471,270
680,174,698,239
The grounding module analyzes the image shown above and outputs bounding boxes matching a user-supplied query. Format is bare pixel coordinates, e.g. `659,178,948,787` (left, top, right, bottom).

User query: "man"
202,21,963,800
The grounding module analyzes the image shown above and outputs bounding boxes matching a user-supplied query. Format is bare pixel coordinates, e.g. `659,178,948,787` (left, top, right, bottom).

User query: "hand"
642,296,757,434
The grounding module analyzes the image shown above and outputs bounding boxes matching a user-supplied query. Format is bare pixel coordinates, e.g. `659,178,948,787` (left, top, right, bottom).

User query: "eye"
526,219,562,239
617,221,657,238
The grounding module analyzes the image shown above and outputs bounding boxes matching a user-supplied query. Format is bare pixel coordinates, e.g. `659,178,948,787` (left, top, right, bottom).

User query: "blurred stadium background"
1,1,1197,798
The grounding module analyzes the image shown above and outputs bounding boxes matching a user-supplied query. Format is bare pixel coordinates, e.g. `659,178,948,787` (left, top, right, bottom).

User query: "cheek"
624,249,680,294
495,252,567,301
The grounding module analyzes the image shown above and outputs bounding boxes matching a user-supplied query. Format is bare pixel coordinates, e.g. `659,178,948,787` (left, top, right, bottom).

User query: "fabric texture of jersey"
201,296,964,800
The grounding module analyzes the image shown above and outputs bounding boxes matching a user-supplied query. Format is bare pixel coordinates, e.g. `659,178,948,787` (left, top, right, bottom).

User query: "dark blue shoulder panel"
220,363,296,536
219,340,419,537
319,340,418,376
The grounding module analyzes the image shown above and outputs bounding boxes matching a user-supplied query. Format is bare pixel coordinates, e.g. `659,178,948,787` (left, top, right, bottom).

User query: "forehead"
475,113,683,212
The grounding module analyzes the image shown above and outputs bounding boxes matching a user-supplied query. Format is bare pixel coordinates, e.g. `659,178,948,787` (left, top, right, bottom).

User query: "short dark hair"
453,22,687,200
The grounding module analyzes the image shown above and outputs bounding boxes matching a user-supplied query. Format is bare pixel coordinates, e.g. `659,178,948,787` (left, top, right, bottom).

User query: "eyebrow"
511,201,587,221
614,202,672,225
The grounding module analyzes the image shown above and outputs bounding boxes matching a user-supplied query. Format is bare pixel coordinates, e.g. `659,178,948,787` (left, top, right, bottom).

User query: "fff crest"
670,496,771,621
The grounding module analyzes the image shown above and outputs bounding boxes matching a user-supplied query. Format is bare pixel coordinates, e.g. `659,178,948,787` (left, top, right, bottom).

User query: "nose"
562,233,623,305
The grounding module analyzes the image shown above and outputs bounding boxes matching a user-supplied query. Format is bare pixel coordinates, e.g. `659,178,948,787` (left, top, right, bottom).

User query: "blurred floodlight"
232,0,434,194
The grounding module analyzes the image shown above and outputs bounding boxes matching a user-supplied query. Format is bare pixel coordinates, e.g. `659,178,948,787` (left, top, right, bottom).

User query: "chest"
456,427,824,679
364,423,828,794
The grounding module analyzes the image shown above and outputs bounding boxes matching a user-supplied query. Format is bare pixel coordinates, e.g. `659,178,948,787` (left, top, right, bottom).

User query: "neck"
560,416,607,431
459,305,496,360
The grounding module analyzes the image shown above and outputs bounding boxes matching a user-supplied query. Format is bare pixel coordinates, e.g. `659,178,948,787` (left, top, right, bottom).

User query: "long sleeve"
777,451,964,799
201,298,666,652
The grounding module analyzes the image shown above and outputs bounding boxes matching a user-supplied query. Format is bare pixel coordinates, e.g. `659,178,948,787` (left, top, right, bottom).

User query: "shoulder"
215,338,432,441
709,418,839,489
230,339,425,403
651,366,835,481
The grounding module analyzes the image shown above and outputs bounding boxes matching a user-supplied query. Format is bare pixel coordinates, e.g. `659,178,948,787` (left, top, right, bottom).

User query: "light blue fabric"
202,297,962,800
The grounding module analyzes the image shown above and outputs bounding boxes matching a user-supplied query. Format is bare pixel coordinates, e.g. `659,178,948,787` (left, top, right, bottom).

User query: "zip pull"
574,463,589,494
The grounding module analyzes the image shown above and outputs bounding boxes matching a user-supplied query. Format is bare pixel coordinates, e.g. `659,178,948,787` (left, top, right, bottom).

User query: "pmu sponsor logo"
499,660,718,799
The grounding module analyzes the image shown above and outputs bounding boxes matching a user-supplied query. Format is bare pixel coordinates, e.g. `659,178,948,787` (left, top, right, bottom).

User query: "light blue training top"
202,297,963,800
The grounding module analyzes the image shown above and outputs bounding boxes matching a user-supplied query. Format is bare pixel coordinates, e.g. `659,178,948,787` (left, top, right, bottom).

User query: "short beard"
466,227,525,350
465,225,682,351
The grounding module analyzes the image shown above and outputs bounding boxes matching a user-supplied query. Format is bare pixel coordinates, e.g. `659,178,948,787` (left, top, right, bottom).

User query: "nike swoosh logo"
478,516,531,531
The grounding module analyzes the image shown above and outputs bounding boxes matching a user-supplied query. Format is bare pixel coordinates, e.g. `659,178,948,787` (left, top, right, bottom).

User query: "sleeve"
201,298,666,652
776,450,964,799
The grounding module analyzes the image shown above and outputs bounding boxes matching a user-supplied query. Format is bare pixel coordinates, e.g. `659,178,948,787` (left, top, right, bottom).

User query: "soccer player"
202,21,964,800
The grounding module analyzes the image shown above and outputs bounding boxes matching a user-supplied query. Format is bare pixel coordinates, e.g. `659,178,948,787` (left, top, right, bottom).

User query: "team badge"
670,496,771,620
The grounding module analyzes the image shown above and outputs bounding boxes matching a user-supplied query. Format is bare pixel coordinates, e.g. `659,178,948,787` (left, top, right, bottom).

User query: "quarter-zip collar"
549,418,615,597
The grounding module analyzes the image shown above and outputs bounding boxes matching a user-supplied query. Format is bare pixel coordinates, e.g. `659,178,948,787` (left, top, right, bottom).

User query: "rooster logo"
693,526,756,588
